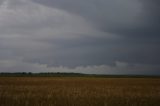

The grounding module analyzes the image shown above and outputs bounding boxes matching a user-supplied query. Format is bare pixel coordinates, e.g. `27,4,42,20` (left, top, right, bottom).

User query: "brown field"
0,77,160,106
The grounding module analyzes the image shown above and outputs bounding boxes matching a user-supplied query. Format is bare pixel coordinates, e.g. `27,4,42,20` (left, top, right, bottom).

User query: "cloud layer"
0,0,160,74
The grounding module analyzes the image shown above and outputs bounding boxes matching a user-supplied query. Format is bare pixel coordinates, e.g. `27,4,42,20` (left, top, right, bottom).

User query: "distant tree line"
0,72,87,77
0,72,159,78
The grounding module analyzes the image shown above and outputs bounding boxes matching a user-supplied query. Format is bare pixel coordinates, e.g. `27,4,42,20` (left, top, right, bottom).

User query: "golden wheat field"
0,77,160,106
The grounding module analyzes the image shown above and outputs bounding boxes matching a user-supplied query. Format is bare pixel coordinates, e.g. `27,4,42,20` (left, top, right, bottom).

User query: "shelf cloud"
0,0,160,75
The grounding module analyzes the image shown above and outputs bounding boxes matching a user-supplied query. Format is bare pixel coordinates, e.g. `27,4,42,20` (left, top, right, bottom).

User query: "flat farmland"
0,77,160,106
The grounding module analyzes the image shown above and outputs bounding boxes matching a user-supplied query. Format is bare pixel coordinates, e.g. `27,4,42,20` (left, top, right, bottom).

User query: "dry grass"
0,77,160,106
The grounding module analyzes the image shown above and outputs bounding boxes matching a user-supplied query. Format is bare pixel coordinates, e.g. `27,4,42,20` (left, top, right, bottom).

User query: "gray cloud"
0,0,160,75
32,0,143,32
1,59,160,75
32,0,160,38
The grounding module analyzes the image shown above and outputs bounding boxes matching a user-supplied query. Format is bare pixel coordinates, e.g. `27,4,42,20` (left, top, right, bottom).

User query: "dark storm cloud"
7,35,159,68
32,0,160,38
32,0,142,32
143,0,160,24
32,0,160,62
0,0,160,74
111,0,160,38
142,0,160,34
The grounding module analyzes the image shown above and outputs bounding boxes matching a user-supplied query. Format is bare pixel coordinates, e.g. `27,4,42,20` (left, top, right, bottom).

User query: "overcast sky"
0,0,160,75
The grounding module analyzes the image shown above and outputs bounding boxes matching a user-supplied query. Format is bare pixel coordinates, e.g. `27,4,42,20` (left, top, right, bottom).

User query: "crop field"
0,77,160,106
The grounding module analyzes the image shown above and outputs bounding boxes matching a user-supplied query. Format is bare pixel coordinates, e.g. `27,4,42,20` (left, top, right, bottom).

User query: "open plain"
0,77,160,106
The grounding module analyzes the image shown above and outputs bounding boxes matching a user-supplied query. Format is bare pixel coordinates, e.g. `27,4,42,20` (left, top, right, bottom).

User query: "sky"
0,0,160,75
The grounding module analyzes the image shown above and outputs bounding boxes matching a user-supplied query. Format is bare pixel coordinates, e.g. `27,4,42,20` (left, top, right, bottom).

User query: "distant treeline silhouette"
0,72,160,78
0,72,87,77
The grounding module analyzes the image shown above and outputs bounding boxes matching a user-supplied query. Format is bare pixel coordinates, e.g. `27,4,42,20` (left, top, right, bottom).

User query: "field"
0,77,160,106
